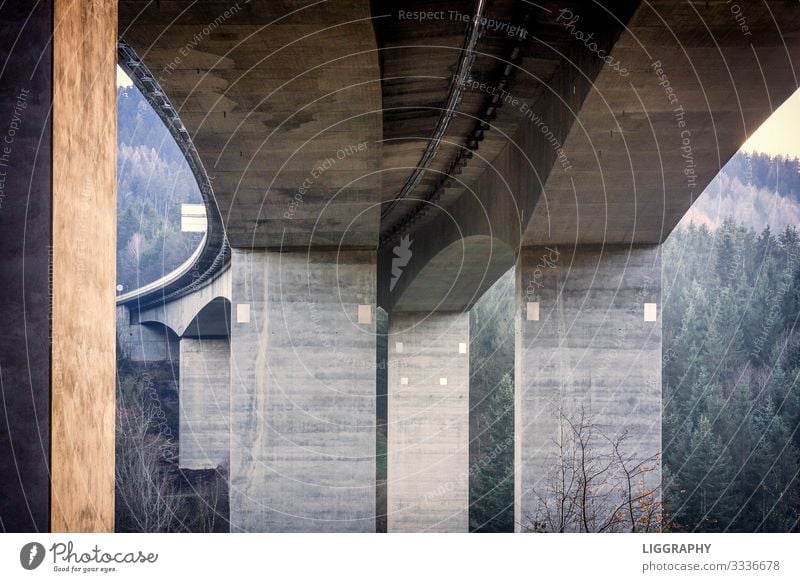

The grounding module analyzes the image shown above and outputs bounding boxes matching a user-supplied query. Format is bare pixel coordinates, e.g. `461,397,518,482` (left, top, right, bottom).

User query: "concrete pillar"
387,312,469,532
515,245,662,532
230,248,376,532
179,338,231,470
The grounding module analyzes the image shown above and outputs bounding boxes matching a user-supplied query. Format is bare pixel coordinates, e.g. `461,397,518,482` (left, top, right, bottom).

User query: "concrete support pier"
515,246,662,532
387,312,469,532
230,249,376,532
179,338,231,470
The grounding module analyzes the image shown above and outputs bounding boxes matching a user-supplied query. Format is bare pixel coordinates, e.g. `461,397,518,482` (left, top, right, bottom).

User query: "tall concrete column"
230,248,376,532
179,337,231,470
387,312,469,532
515,245,662,532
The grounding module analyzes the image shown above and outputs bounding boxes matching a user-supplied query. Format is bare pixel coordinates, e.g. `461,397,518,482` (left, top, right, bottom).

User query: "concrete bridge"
2,0,800,532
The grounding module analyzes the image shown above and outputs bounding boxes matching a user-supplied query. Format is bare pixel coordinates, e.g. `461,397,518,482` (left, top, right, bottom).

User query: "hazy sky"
741,87,800,159
116,66,132,88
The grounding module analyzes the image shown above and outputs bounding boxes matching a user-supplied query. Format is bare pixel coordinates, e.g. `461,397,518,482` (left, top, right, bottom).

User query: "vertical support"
179,338,231,469
0,0,53,532
515,245,662,532
50,0,117,532
230,249,376,532
0,0,116,532
387,312,469,532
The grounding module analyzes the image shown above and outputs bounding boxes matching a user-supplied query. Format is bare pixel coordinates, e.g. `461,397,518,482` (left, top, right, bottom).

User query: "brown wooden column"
50,0,117,532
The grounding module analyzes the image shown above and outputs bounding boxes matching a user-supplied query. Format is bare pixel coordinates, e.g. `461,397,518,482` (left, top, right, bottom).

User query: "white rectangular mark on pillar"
526,301,540,321
439,377,447,386
400,377,408,385
236,303,251,323
396,341,404,353
458,342,467,354
357,304,372,324
644,303,658,322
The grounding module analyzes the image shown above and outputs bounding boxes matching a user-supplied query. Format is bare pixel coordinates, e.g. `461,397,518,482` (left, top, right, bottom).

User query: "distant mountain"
683,152,800,232
116,85,203,293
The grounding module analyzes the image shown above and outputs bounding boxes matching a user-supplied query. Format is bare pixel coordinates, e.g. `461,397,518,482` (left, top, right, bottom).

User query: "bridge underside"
117,0,800,533
2,0,799,532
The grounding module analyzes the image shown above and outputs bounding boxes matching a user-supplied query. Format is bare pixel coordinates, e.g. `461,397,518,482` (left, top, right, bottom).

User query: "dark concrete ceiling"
120,0,383,249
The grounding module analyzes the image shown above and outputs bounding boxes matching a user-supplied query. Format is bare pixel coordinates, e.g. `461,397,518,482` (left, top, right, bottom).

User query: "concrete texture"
523,0,800,247
119,0,382,249
230,248,377,532
50,0,117,533
179,338,231,470
137,267,231,338
382,0,800,314
515,245,662,532
117,306,180,363
387,312,469,532
0,0,52,533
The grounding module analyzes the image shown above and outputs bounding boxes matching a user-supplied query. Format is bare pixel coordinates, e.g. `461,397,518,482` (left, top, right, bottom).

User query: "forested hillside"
685,152,800,231
117,84,203,292
662,220,800,531
468,153,800,532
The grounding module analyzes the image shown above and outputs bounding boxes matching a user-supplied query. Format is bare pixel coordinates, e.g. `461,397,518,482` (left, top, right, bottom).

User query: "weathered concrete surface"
119,0,382,249
117,305,180,363
179,338,231,470
523,0,800,246
50,0,117,533
385,0,800,313
230,249,376,532
387,312,469,532
515,245,661,532
137,267,231,338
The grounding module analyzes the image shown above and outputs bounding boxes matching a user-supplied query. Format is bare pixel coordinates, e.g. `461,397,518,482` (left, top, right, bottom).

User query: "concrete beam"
515,245,661,532
387,312,469,532
137,267,231,338
230,248,376,532
119,0,383,249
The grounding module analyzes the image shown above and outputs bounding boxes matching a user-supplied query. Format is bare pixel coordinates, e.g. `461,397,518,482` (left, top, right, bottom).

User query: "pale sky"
741,87,800,159
116,65,133,88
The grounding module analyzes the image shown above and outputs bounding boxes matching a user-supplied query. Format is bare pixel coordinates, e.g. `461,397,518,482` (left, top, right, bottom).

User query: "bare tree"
115,389,182,532
524,407,662,532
